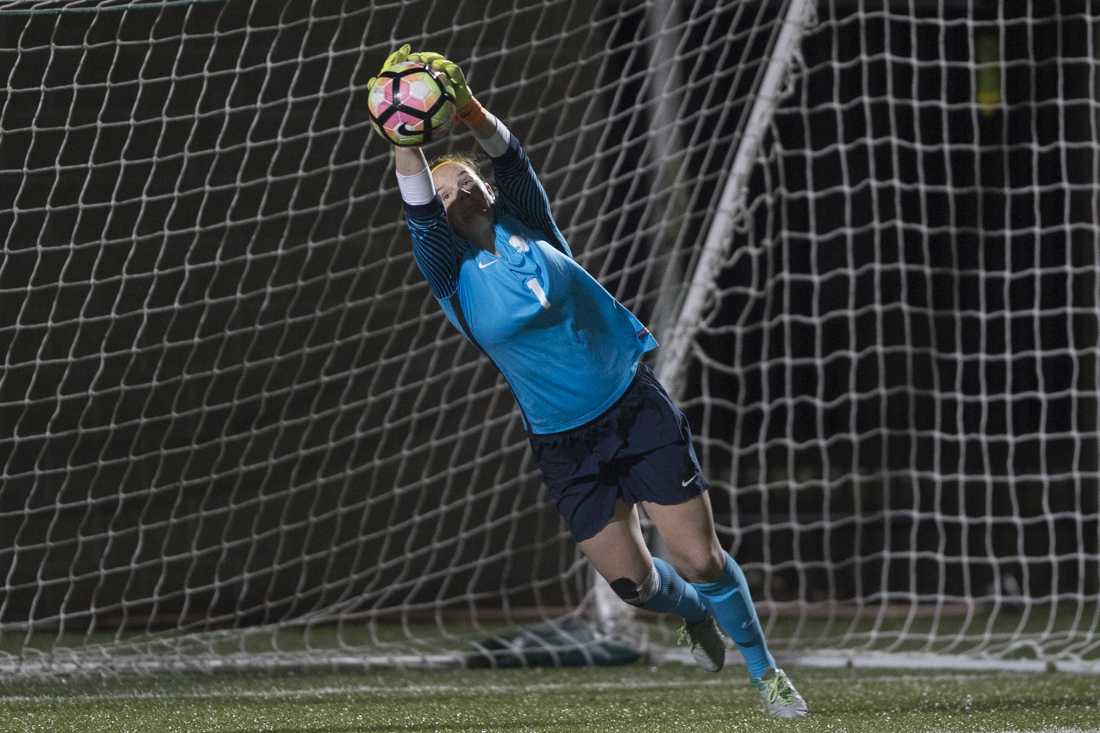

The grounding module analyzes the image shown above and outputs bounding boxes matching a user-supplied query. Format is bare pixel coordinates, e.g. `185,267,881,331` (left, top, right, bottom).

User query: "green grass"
1,664,1098,732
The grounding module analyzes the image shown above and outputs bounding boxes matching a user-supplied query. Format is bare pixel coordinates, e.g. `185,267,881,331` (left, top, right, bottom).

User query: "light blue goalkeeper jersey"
403,135,658,434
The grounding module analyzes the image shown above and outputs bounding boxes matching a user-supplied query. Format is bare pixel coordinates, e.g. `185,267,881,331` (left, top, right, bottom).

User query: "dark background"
702,0,1100,606
0,0,1096,640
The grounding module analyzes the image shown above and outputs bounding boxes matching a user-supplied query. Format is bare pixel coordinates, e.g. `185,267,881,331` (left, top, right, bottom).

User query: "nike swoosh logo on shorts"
478,259,498,269
681,473,698,487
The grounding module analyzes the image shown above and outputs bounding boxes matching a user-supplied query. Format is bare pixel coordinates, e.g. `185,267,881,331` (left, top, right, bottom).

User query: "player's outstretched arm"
395,147,464,300
392,144,463,300
407,51,570,256
371,45,462,299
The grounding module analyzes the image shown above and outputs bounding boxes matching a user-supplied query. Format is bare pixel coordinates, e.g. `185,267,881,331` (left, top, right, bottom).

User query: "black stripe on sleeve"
405,195,462,299
491,136,572,257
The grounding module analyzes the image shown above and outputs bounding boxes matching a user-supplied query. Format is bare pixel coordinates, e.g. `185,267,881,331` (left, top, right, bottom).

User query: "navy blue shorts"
528,363,707,542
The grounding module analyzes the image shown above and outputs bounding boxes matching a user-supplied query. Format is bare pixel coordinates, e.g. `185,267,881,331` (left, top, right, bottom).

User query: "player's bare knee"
675,548,725,583
608,565,658,607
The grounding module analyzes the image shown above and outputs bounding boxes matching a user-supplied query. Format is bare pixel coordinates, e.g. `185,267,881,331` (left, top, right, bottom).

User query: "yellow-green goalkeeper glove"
406,51,485,126
366,43,412,97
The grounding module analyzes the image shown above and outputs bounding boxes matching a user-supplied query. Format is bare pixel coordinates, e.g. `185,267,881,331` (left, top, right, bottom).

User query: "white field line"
0,672,1013,704
963,726,1100,730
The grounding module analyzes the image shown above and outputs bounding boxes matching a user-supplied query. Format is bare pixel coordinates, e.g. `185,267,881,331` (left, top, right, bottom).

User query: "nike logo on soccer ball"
395,122,419,136
681,473,698,487
478,259,498,269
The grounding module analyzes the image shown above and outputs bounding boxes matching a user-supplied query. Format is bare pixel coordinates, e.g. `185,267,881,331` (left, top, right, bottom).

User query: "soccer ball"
368,61,456,147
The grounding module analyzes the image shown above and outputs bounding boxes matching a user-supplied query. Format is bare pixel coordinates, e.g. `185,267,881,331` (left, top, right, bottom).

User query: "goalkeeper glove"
366,42,412,97
407,51,486,126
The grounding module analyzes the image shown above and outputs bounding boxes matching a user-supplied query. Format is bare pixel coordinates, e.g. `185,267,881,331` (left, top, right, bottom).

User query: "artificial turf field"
1,664,1098,732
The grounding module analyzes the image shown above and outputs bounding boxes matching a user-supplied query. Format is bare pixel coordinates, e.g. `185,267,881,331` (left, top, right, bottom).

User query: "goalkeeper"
373,45,808,719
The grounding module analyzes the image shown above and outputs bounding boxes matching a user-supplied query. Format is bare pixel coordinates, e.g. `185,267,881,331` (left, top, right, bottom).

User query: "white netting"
685,0,1100,668
1,0,1097,677
0,0,793,674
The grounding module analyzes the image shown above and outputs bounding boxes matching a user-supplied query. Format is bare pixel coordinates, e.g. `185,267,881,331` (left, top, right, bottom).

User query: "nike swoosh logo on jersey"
681,473,698,487
478,258,498,269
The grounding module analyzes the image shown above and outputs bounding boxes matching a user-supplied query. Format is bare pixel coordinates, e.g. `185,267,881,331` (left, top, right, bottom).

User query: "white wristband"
471,112,511,158
395,166,436,206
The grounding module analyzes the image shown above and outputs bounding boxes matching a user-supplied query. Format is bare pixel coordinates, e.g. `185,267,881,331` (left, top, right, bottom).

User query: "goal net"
685,0,1099,671
0,0,1097,676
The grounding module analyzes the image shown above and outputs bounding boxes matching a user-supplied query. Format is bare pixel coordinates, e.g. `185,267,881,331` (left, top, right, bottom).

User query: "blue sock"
636,557,708,624
690,552,776,680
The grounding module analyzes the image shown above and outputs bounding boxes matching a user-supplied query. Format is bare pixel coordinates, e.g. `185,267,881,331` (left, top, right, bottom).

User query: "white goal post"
0,0,1097,677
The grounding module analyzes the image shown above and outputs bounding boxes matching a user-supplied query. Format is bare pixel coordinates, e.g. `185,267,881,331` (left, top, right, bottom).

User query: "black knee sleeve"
609,565,659,607
610,577,644,605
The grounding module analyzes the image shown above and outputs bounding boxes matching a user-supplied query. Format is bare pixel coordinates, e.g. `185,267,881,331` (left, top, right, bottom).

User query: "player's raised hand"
406,51,474,113
367,43,412,96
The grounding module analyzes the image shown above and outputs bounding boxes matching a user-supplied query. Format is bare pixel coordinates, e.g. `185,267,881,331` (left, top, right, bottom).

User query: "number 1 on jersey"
526,278,550,310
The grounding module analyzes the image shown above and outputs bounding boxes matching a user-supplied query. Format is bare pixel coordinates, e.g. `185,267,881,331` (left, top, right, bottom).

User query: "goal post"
1,0,1098,677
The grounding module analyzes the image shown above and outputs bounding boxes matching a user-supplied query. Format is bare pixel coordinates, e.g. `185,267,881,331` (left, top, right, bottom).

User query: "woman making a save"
372,45,808,719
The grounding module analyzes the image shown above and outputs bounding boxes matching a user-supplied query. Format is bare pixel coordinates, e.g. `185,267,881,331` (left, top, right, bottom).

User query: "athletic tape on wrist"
395,166,436,206
470,111,511,158
456,100,487,127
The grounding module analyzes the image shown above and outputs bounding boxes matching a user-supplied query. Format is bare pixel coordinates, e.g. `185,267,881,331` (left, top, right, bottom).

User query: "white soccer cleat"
752,667,809,719
679,614,726,672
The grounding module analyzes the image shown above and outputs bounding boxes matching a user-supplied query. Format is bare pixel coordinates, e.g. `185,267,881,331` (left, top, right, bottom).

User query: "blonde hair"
429,152,482,175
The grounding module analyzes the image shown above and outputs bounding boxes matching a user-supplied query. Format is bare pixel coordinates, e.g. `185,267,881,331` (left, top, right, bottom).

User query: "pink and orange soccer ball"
368,61,456,147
